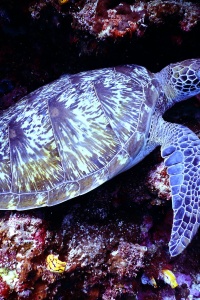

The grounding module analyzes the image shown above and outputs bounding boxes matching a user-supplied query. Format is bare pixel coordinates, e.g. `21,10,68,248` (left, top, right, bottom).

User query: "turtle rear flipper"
161,122,200,257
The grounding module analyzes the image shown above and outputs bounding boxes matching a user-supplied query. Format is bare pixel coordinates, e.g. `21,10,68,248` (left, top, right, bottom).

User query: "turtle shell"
0,65,159,210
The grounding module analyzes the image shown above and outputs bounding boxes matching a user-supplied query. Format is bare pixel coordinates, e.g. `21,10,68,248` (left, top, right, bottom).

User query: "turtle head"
157,59,200,105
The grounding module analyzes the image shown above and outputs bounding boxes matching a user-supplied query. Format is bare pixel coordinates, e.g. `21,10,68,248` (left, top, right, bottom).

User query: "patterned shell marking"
0,65,158,210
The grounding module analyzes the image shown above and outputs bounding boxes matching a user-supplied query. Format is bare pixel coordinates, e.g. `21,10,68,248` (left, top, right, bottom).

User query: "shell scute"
18,192,48,210
69,68,115,87
48,181,80,207
48,80,121,181
143,82,160,108
8,94,64,194
126,132,145,158
79,167,109,195
93,79,142,144
107,149,131,177
0,193,19,210
0,101,28,193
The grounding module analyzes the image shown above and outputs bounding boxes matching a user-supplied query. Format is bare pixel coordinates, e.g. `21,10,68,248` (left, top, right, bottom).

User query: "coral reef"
0,170,199,299
71,0,200,38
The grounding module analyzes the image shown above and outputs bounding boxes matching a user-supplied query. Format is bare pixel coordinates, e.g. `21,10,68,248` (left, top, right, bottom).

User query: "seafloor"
0,0,200,299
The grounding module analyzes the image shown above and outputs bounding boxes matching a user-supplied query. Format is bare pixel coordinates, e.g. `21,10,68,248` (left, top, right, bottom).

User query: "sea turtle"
0,59,200,256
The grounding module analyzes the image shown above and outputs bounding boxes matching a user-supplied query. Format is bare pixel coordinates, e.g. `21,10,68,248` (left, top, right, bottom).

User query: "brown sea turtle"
0,59,200,256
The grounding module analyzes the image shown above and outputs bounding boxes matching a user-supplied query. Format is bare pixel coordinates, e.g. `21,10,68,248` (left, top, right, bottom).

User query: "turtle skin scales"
0,59,200,257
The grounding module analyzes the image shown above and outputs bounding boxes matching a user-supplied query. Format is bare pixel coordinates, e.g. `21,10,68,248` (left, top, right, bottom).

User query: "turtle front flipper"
160,122,200,257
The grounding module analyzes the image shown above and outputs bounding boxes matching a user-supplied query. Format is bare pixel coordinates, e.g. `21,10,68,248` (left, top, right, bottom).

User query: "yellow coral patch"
46,254,66,273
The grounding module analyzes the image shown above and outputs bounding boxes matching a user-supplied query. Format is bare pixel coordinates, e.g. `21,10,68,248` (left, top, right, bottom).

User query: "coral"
190,274,200,298
61,213,146,276
146,161,171,202
57,206,148,299
71,0,200,38
107,242,147,278
0,268,18,289
102,283,136,300
175,272,200,298
0,213,49,298
0,277,10,299
0,201,149,299
28,0,70,20
0,164,198,299
176,272,192,288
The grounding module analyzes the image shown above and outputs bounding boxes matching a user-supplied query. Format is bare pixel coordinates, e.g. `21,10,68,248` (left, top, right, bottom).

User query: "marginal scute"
115,65,150,87
0,162,11,193
48,181,80,206
0,193,19,210
107,149,131,177
79,167,109,195
17,192,48,210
